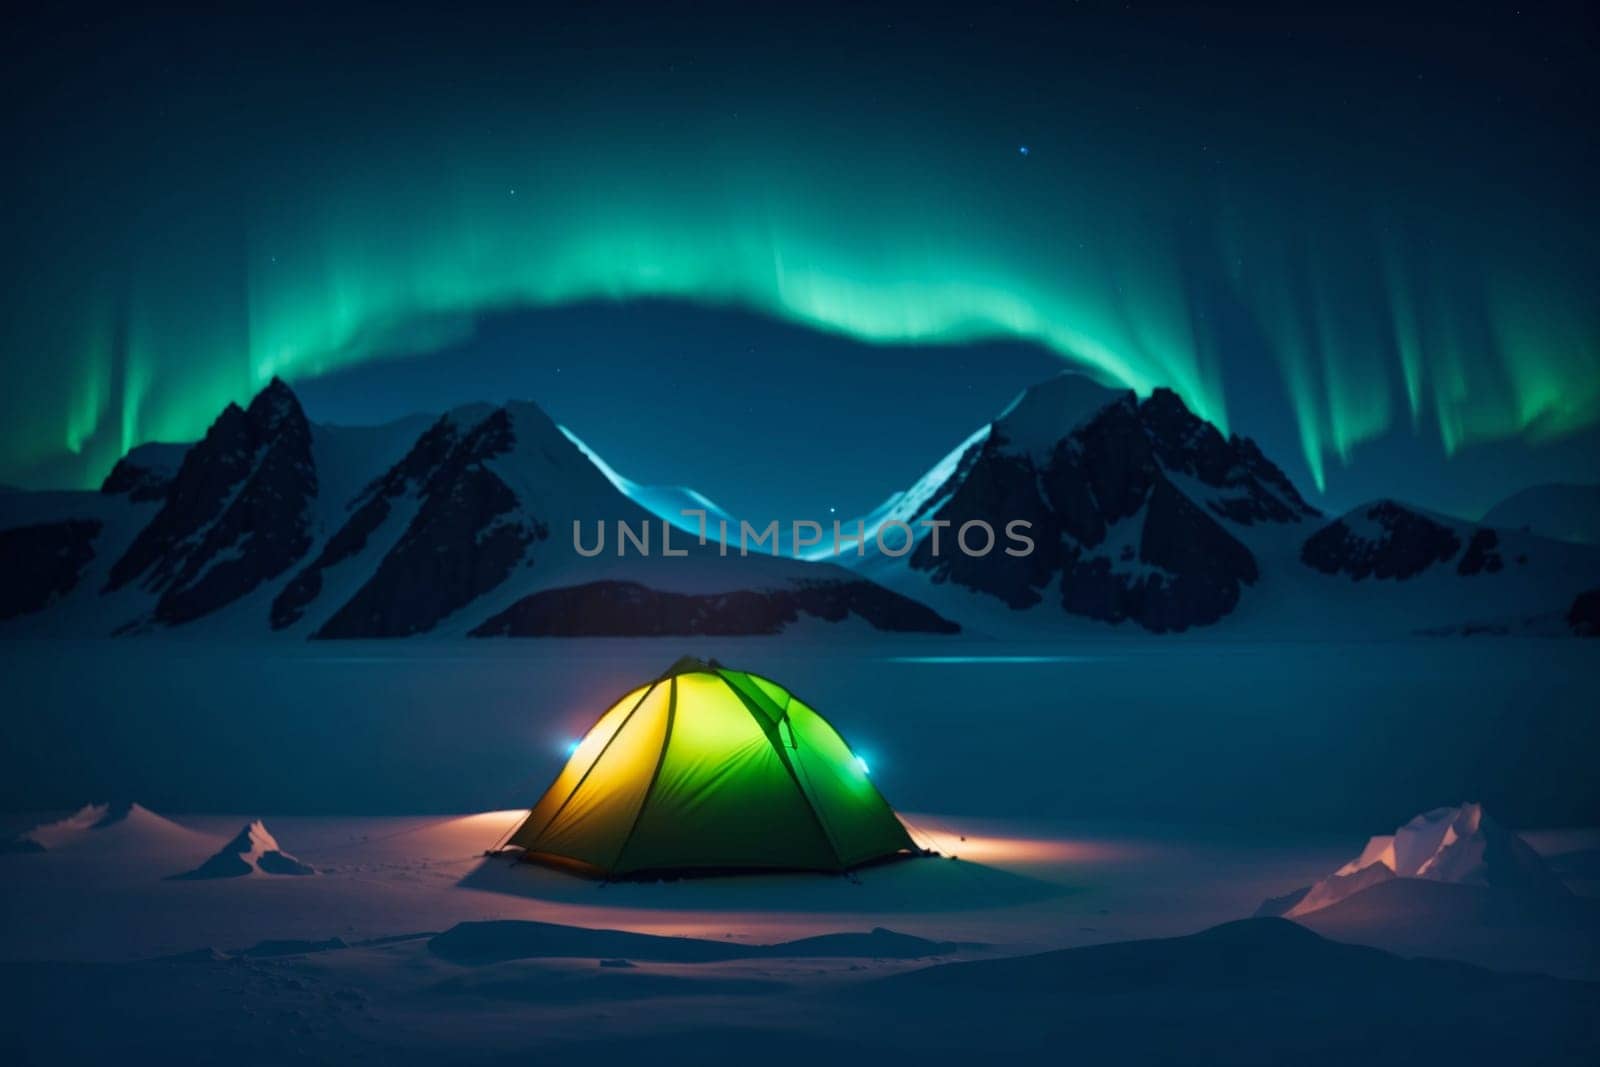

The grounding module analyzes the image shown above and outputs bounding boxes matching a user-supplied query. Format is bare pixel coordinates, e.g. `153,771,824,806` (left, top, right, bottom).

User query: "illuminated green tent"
508,657,917,877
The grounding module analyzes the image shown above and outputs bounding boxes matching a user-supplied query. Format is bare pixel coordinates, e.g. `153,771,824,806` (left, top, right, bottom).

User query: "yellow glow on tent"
508,660,916,877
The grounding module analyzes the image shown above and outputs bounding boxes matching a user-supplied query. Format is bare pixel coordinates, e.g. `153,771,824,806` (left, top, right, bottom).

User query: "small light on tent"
855,756,871,775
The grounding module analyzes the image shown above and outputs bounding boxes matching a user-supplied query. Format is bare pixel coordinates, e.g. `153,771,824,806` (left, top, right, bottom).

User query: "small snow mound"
174,819,316,879
1262,803,1567,918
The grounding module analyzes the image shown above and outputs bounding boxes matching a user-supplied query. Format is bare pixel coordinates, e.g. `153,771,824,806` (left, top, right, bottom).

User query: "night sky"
3,3,1595,521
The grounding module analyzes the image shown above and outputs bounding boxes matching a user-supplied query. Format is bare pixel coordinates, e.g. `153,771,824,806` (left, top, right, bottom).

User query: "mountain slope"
306,406,545,637
1294,499,1600,635
271,411,471,630
104,378,318,628
561,425,739,538
846,372,1317,632
1481,483,1600,546
843,372,1600,636
0,380,957,639
6,372,1596,639
99,441,189,502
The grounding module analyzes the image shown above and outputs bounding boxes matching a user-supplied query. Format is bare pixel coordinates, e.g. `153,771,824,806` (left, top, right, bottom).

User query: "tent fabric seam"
518,681,657,848
608,675,679,874
717,671,847,870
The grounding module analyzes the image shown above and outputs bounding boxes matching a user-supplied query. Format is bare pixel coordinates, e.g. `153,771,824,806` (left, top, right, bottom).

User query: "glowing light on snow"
896,815,1147,866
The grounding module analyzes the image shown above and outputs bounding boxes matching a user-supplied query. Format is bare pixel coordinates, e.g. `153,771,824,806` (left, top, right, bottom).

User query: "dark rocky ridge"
1457,529,1504,576
1057,477,1260,632
1302,501,1462,581
314,408,545,638
1302,501,1518,583
1569,589,1600,637
0,519,101,619
105,378,318,625
4,379,959,638
100,451,179,502
909,387,1303,632
8,373,1593,639
271,415,464,629
471,579,961,636
1138,389,1318,526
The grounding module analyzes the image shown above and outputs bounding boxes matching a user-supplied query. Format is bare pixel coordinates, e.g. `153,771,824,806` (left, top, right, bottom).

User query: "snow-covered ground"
0,809,1322,961
4,804,1595,971
0,804,1594,1063
2,637,1595,1063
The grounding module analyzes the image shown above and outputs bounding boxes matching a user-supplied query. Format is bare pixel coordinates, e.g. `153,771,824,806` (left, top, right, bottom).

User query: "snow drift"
173,819,315,879
1260,803,1569,918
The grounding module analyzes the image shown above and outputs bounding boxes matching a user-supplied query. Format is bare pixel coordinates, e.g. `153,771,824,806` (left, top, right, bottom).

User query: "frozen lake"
3,636,1594,831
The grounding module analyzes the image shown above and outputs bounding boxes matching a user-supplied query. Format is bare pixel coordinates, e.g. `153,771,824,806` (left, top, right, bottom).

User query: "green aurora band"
8,118,1597,496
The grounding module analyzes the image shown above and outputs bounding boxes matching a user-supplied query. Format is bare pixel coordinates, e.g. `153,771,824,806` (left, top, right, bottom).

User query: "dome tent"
507,657,918,877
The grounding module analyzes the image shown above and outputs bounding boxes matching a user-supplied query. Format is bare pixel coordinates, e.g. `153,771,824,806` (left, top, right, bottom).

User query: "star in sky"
1018,145,1030,156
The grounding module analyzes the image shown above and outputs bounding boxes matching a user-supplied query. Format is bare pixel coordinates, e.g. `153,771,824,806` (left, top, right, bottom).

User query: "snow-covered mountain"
1296,499,1600,636
0,380,957,638
5,372,1597,639
560,425,739,539
836,372,1600,636
836,371,1315,632
103,379,320,628
1481,483,1600,546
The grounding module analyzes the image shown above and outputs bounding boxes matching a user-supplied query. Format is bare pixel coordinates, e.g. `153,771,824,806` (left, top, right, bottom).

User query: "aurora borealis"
3,5,1595,513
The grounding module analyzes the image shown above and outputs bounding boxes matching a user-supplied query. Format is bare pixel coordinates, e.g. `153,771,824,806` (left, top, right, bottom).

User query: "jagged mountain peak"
858,372,1320,631
302,399,556,638
964,376,1315,531
243,376,309,435
1137,389,1318,525
447,404,517,464
10,369,1598,640
104,377,319,626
